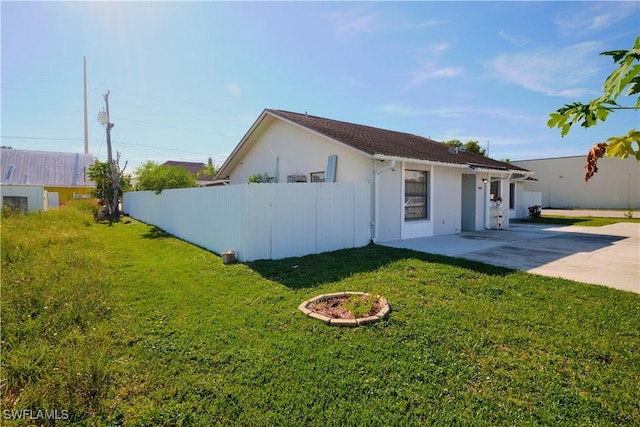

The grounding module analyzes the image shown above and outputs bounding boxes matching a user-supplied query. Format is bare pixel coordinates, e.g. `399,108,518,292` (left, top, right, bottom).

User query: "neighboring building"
162,160,216,186
512,155,639,209
216,109,533,242
1,149,96,210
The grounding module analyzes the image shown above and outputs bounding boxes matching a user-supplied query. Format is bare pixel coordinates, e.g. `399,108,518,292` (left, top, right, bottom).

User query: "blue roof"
0,149,96,187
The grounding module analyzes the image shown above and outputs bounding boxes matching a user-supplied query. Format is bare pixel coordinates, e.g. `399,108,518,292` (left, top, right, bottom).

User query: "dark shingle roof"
163,161,205,175
0,149,96,187
267,109,527,171
162,161,214,181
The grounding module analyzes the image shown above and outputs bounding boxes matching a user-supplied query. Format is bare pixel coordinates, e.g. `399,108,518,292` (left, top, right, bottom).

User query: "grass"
519,215,640,227
2,202,639,426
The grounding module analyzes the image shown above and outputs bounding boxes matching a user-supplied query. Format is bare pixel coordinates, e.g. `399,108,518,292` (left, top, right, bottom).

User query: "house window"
490,180,501,201
509,183,515,209
310,171,326,183
3,196,28,214
405,170,429,220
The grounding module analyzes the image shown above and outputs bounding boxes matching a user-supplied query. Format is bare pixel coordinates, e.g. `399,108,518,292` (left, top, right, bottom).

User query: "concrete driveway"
381,222,640,294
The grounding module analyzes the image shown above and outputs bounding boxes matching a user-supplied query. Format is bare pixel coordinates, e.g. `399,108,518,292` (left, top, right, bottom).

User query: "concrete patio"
381,222,640,294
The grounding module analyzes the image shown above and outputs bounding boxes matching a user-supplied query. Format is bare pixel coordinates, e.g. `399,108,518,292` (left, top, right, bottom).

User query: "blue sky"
2,1,638,172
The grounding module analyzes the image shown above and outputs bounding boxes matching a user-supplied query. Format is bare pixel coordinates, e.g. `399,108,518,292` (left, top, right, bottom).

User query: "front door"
461,174,476,231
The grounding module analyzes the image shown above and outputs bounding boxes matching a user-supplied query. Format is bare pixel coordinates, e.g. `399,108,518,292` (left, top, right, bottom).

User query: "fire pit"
298,292,390,327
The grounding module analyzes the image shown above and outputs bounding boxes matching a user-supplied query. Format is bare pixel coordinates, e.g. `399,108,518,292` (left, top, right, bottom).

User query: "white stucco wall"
228,120,373,185
376,164,402,242
0,185,47,212
431,165,462,236
509,181,528,219
512,156,639,209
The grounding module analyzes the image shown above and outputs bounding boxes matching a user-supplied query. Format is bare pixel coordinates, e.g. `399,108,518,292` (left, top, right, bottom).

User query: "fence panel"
269,184,318,260
316,183,355,253
123,182,371,262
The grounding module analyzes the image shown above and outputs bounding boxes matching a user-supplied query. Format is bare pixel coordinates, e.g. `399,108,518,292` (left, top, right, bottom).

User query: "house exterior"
216,109,533,243
512,155,639,209
1,149,96,209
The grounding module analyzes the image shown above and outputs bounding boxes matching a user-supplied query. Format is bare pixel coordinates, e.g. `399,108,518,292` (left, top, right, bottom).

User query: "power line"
112,140,216,156
110,86,236,112
113,100,239,127
0,136,84,141
111,116,234,136
3,104,83,113
0,86,83,98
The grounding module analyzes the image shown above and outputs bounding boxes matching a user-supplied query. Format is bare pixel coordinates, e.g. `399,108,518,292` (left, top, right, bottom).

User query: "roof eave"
215,109,273,179
373,154,470,169
373,154,534,177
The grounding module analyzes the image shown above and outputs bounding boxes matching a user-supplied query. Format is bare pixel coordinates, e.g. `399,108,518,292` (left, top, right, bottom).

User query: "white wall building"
512,155,639,209
0,184,49,213
216,110,533,243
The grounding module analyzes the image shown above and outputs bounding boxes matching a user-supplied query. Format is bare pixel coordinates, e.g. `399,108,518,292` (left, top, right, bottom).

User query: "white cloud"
381,102,536,121
228,83,241,97
498,29,529,47
422,42,450,54
555,2,638,32
341,77,368,88
325,10,382,34
405,43,461,88
409,66,464,86
487,41,603,97
326,9,446,35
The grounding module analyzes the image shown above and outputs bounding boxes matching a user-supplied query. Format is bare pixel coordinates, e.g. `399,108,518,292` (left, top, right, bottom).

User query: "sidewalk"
381,222,640,293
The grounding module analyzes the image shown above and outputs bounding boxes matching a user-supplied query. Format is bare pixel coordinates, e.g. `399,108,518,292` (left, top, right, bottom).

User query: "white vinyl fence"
122,182,372,262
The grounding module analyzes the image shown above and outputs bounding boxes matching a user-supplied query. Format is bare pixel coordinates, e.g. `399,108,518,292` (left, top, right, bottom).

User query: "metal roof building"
1,149,96,187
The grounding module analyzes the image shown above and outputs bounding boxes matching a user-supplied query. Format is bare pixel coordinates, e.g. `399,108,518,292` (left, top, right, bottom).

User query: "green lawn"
519,215,640,227
2,203,639,426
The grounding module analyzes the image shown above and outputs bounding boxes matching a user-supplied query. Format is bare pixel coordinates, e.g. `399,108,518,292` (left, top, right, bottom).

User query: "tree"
463,140,486,156
548,36,640,181
88,159,131,215
197,157,218,179
444,139,487,156
248,172,273,183
134,161,197,194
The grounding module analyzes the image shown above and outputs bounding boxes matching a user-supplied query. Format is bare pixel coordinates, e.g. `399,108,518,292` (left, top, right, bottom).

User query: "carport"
381,222,640,294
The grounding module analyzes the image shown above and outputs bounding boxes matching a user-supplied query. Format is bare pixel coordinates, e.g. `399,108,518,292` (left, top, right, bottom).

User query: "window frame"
310,171,326,183
490,180,501,202
404,169,429,221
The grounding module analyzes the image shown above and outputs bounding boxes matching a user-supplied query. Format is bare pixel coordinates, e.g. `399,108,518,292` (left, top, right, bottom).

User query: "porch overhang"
373,154,535,180
373,154,470,169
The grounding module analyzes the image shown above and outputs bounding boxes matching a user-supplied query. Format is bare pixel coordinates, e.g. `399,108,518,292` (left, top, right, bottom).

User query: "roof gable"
162,160,215,181
0,149,96,187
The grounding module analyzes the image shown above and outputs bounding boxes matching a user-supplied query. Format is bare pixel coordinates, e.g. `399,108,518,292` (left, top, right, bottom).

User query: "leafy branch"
548,36,640,181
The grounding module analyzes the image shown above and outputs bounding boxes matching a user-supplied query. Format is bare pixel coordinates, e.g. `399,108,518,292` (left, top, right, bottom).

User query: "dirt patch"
307,294,383,319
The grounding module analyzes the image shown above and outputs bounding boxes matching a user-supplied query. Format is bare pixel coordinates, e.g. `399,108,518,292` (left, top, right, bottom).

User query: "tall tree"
134,161,197,194
548,36,639,181
87,159,131,215
197,157,218,179
463,140,486,156
444,139,487,156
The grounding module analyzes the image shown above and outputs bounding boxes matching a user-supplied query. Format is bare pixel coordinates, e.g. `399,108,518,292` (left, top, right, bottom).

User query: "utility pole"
83,57,89,154
103,91,119,217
